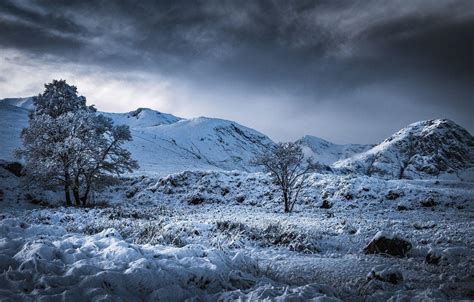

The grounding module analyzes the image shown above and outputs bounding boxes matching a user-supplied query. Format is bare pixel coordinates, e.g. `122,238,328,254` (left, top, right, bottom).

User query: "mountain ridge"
298,135,374,165
2,98,473,180
334,119,474,180
0,97,274,175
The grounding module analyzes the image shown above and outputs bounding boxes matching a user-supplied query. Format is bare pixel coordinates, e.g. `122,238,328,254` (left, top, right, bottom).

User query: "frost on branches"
252,142,316,213
16,80,139,207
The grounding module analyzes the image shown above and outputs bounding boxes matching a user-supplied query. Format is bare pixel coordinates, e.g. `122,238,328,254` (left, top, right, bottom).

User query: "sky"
0,0,473,144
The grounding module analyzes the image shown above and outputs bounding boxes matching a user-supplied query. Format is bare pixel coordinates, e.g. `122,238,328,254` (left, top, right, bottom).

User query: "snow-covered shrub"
214,220,321,253
134,223,164,245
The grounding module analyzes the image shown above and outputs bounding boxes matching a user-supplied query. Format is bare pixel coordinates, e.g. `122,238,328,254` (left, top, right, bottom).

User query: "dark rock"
397,204,408,211
0,161,24,177
385,190,403,200
420,197,437,207
367,265,403,284
320,199,332,209
187,194,204,205
363,232,412,257
235,195,245,203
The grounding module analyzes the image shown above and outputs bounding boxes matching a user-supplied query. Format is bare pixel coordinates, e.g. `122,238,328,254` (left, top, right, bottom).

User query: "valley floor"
0,171,473,301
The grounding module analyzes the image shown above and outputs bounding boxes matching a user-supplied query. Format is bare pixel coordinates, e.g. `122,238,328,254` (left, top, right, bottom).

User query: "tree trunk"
72,173,83,207
64,169,71,206
283,191,290,213
82,181,91,207
64,183,71,206
73,188,81,207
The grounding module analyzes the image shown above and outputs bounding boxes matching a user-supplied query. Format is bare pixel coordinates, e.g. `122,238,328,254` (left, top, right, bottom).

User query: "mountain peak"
298,135,373,165
334,119,474,180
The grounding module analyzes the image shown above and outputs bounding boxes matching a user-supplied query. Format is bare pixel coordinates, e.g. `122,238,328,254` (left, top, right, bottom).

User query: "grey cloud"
0,0,473,142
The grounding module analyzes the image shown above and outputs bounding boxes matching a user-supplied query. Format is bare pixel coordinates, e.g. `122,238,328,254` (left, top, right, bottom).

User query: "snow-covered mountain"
0,97,34,110
0,102,30,161
298,135,373,165
0,98,274,175
2,98,473,180
102,108,183,128
333,119,474,180
113,115,274,175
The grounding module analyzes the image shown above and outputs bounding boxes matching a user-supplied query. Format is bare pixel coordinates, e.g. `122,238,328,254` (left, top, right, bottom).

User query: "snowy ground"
1,168,473,301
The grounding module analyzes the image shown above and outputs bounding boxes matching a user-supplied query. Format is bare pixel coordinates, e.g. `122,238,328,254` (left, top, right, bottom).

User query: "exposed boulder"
235,194,246,203
396,201,410,211
363,231,412,257
385,190,404,200
420,197,437,207
367,265,403,284
0,161,24,177
320,199,332,209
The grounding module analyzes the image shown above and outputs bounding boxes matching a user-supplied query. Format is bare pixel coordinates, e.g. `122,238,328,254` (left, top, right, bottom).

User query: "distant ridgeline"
1,97,473,180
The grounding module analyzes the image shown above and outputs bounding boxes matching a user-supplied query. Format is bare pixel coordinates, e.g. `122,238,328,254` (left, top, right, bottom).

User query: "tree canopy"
17,80,138,206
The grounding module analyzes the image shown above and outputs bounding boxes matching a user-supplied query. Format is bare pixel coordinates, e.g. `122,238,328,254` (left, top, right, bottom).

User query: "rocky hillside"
298,135,373,165
333,119,474,180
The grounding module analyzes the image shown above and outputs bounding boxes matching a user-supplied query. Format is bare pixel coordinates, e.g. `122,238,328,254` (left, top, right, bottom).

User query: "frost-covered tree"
33,80,96,118
71,114,138,205
17,80,138,206
252,142,316,213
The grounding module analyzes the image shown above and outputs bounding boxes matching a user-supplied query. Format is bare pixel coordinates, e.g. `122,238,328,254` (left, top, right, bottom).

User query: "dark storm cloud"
0,0,473,142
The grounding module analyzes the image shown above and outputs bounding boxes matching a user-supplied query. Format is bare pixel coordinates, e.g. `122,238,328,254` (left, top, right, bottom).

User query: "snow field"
1,168,473,300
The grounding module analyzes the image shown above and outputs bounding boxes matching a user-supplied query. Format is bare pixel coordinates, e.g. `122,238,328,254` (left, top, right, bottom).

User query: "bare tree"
77,116,139,206
252,142,316,212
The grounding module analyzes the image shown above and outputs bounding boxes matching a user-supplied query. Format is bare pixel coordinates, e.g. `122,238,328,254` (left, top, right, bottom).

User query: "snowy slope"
123,117,274,174
298,135,373,165
102,107,182,128
334,119,474,180
0,103,29,161
2,167,473,300
0,98,274,175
